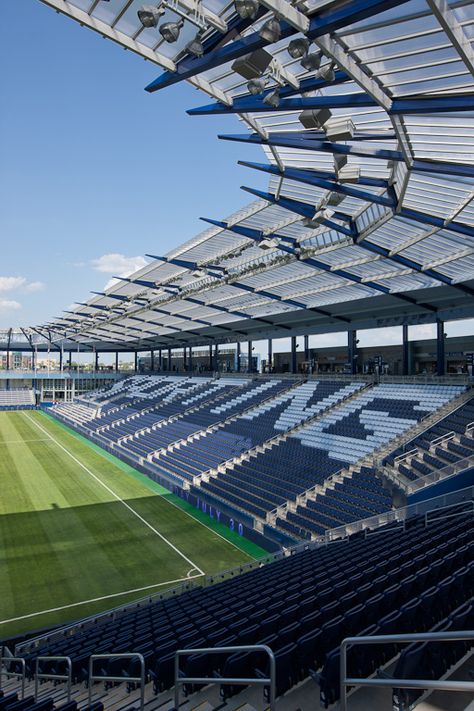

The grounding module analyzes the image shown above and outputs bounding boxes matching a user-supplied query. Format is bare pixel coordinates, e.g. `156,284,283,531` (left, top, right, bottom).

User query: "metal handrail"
174,645,276,711
466,421,474,433
430,430,456,447
88,653,145,711
340,631,474,711
35,656,72,702
0,656,26,699
394,448,418,465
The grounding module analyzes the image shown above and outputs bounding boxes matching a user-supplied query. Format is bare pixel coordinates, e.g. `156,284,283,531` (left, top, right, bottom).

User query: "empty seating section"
0,389,35,409
152,381,361,488
384,399,474,482
15,503,473,708
196,383,462,528
279,467,393,539
119,379,293,460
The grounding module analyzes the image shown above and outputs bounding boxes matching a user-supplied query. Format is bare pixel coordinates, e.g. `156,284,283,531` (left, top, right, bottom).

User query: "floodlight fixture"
263,87,280,108
317,62,335,82
159,17,184,42
299,107,331,129
324,117,355,141
234,0,259,20
301,50,321,72
334,153,348,172
337,165,360,183
137,5,164,27
288,38,310,59
259,237,279,249
259,15,281,44
247,77,267,94
186,32,204,56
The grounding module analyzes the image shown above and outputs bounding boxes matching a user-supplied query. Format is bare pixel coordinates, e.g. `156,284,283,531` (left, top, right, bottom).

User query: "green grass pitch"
0,410,265,640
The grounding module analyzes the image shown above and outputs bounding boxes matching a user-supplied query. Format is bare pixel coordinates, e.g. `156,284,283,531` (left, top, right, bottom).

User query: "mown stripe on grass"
40,411,268,560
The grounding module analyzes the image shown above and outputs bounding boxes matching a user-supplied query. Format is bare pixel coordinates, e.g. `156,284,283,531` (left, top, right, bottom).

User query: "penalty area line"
22,412,205,576
0,574,203,626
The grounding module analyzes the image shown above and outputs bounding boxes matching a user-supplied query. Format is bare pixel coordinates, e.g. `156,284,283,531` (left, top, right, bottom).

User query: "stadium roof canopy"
24,0,474,351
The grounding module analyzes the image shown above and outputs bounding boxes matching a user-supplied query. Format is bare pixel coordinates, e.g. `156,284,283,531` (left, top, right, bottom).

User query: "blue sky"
0,0,266,329
1,0,473,351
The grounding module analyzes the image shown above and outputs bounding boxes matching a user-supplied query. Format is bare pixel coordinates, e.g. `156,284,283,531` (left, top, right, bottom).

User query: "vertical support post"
402,324,409,376
59,348,63,372
215,343,219,372
158,349,163,370
68,351,72,370
348,330,357,375
437,320,445,376
304,334,309,362
168,347,172,371
236,342,241,372
115,351,119,372
183,347,187,372
291,336,297,374
247,341,252,373
150,349,155,372
188,346,193,373
267,339,272,373
134,351,138,373
209,344,213,372
95,351,99,372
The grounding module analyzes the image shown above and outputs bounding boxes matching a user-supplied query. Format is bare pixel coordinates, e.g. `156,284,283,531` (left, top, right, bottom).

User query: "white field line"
48,413,257,561
0,574,202,626
23,413,205,576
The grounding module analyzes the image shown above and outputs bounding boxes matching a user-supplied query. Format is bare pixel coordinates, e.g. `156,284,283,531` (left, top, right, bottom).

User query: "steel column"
402,324,409,376
437,320,446,376
150,349,155,372
248,341,253,373
304,334,310,362
236,342,241,372
134,351,138,373
291,336,297,374
209,344,213,371
268,339,272,373
168,347,172,371
115,351,119,372
348,330,358,375
189,346,193,372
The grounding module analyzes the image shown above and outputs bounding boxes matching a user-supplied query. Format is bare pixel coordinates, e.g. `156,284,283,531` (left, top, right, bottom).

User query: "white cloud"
0,276,47,295
25,281,46,293
91,253,148,276
0,276,26,292
0,299,21,313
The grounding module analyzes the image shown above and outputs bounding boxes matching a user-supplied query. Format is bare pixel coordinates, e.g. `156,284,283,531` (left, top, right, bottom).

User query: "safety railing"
466,420,474,433
394,448,418,465
430,430,456,447
340,630,474,711
317,484,474,543
408,453,474,494
0,656,26,699
35,657,72,702
88,653,145,711
174,645,276,711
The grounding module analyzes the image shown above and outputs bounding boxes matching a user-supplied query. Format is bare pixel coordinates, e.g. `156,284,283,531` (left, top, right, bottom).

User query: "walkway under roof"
26,0,474,351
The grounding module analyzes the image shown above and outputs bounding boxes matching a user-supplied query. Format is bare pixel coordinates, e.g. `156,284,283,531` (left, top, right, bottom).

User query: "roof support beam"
426,0,474,77
220,132,474,179
189,93,378,115
145,0,410,92
240,186,357,237
39,0,176,71
240,161,396,208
